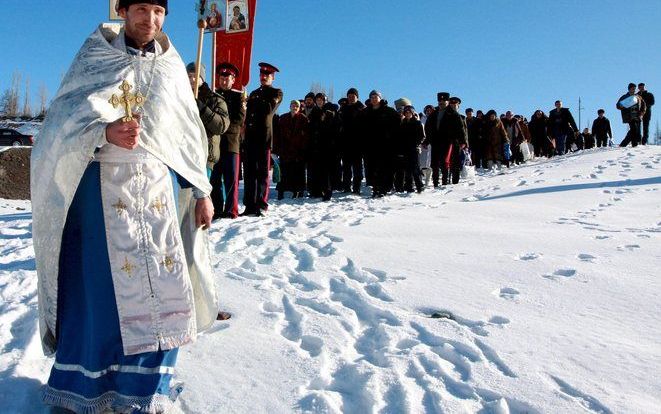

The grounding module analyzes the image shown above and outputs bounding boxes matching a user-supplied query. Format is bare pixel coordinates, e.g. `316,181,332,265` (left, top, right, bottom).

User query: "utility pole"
655,120,660,145
578,97,585,130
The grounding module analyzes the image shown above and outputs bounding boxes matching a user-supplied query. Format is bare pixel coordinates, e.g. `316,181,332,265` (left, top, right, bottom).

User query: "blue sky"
1,0,660,141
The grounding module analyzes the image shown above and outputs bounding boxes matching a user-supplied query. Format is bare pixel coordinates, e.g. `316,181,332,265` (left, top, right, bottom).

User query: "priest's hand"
106,115,141,150
195,197,214,230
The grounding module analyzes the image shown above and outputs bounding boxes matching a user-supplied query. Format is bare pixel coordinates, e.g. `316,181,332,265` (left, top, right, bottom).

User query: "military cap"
117,0,168,14
217,62,240,77
258,62,280,74
437,92,450,102
449,97,461,104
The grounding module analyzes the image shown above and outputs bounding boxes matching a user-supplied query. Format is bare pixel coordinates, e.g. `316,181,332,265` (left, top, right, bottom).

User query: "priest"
31,1,218,412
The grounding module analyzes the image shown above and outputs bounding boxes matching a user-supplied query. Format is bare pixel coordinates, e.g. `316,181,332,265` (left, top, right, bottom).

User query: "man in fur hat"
31,1,219,411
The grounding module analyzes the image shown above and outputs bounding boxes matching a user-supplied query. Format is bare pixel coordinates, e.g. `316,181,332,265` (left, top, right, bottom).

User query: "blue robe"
43,162,180,413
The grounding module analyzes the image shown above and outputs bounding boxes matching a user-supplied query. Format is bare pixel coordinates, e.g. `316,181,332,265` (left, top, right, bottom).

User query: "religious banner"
227,0,249,33
109,0,123,21
215,0,257,88
198,0,226,33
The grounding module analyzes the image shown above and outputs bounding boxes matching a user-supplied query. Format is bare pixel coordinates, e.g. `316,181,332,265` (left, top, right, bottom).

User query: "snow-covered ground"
1,147,660,413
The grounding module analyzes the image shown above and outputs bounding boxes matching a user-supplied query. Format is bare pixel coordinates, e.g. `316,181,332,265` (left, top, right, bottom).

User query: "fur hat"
117,0,168,15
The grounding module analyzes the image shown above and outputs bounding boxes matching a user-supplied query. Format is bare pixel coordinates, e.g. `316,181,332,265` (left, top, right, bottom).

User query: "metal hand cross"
109,80,146,122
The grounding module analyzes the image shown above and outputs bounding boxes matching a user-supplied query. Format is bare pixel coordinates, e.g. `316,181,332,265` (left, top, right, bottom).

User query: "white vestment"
31,24,218,355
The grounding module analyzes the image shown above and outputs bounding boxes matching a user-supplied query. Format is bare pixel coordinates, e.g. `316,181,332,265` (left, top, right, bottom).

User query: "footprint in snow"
543,268,577,279
488,316,510,326
495,287,520,300
577,253,596,262
517,252,542,261
617,244,640,251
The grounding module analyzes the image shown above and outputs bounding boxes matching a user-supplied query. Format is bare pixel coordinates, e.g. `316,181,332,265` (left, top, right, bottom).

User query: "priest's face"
120,4,166,47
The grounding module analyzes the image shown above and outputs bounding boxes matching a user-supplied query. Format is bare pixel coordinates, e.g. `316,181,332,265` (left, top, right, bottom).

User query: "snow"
1,147,660,413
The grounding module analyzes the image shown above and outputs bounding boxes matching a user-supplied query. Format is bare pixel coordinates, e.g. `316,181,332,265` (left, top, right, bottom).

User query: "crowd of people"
189,62,655,219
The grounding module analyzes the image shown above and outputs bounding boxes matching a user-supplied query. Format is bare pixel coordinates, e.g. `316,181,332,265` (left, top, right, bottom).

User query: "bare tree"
22,76,32,118
38,83,48,117
309,82,335,102
3,71,22,117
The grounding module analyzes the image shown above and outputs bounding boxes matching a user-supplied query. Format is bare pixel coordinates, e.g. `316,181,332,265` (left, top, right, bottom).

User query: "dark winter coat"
617,93,647,124
275,112,309,162
466,116,483,149
591,117,612,139
396,118,424,156
484,119,509,161
308,106,337,155
196,82,230,167
217,88,246,154
338,101,366,154
528,114,549,142
548,107,578,136
361,101,401,158
424,107,467,150
501,117,524,146
638,90,655,119
244,84,283,149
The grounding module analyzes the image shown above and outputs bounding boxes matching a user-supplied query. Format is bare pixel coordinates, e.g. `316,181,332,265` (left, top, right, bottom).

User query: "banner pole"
211,32,217,91
193,19,207,99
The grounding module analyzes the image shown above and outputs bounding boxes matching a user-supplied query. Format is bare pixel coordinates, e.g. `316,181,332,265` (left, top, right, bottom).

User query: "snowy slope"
0,147,660,413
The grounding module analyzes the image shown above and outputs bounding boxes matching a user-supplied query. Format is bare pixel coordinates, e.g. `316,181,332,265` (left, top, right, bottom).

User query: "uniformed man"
241,62,283,216
211,62,246,219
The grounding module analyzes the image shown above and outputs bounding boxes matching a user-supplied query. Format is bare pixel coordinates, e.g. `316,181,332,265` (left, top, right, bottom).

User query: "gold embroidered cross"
121,257,135,277
108,80,146,122
152,198,166,214
112,198,128,215
161,256,175,272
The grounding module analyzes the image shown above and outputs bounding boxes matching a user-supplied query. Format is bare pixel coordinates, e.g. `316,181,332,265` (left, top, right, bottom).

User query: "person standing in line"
528,110,550,157
483,110,509,169
637,83,654,145
337,88,366,194
548,100,579,155
242,62,283,217
424,92,450,188
397,105,425,193
274,100,309,200
211,62,246,219
617,83,646,148
591,109,613,148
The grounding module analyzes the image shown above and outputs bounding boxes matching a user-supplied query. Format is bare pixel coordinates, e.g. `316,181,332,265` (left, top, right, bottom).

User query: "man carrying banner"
241,62,283,217
31,1,218,412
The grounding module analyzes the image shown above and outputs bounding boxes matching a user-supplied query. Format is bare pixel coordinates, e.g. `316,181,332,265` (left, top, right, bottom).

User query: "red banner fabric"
214,0,257,89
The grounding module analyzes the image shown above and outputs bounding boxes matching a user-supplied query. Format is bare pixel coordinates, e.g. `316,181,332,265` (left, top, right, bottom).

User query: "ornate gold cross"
121,257,135,277
109,80,146,122
112,198,128,215
152,198,166,214
161,256,175,272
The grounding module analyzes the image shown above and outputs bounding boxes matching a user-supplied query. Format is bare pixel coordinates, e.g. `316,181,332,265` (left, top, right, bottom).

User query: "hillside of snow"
1,147,660,413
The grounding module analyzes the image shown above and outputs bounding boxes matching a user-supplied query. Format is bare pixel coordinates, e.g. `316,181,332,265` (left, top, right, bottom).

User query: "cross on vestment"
109,80,146,122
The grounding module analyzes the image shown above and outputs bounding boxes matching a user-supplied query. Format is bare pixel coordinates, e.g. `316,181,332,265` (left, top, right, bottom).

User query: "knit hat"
347,88,359,98
394,97,412,112
117,0,168,15
305,92,315,100
186,62,206,81
369,90,382,98
290,100,301,107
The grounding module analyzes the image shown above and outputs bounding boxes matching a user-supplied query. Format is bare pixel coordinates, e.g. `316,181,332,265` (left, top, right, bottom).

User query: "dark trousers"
620,120,642,147
394,151,423,192
243,147,271,212
554,133,567,155
210,152,240,218
308,153,332,200
441,143,461,185
371,154,394,196
595,135,608,147
277,160,306,196
431,148,442,187
642,113,651,145
341,151,363,193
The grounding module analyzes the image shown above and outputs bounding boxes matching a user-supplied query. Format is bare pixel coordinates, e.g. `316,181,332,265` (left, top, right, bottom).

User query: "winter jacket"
638,90,655,119
396,118,424,156
361,101,401,159
244,84,283,149
197,82,230,167
216,88,246,154
308,106,337,156
617,93,647,124
548,108,578,136
424,107,467,149
501,117,523,146
591,117,612,139
338,101,366,154
275,112,309,162
466,116,483,149
484,119,509,161
528,114,549,143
